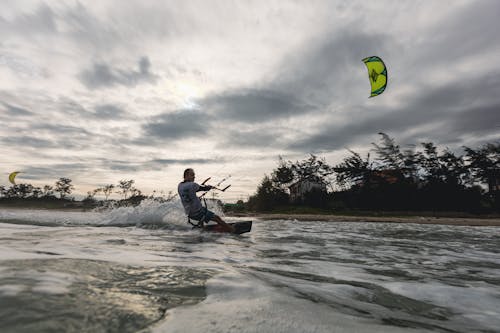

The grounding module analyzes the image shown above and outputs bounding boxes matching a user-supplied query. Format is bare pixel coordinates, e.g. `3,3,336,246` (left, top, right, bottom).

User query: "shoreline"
250,213,500,227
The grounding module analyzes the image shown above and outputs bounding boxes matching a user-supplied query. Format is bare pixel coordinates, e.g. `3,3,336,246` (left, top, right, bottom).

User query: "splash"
0,199,219,229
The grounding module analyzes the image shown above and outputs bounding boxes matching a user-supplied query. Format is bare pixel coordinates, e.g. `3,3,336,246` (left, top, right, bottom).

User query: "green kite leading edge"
362,56,388,97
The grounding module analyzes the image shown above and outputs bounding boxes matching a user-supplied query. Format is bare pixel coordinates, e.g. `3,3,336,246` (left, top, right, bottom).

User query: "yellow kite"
9,171,20,185
362,56,388,97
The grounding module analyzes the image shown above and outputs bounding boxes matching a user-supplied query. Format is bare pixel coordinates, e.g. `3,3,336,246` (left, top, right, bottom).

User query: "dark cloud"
96,159,141,172
149,158,220,165
417,1,500,64
0,133,93,151
32,123,92,135
54,98,131,121
93,104,125,118
79,56,158,89
0,2,123,52
1,136,56,149
203,89,314,123
289,71,500,152
19,163,91,181
216,128,286,149
88,157,223,173
142,110,211,140
199,29,391,125
1,103,34,116
54,97,90,117
447,104,500,136
287,121,378,152
271,29,393,106
1,123,107,152
0,3,57,36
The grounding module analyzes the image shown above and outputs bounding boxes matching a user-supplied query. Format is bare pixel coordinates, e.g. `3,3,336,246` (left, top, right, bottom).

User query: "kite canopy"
9,171,20,185
362,56,388,97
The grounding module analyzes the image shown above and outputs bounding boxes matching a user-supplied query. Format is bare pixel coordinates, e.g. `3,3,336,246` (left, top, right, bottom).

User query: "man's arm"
197,185,212,192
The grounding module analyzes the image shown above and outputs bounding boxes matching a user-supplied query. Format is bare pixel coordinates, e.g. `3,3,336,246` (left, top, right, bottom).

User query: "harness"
186,197,208,229
187,217,202,228
182,176,230,229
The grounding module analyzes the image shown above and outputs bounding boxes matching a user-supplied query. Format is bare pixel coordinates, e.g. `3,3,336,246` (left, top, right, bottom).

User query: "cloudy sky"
1,0,499,201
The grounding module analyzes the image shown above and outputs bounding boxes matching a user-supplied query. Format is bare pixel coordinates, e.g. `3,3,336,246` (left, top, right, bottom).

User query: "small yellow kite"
9,171,21,185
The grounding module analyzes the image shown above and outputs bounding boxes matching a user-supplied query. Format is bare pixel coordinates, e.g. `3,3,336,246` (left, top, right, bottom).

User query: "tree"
464,143,500,188
417,143,469,186
54,178,74,199
247,175,289,211
271,156,295,190
85,191,96,201
42,185,55,197
116,180,135,200
101,184,115,200
334,150,372,189
439,149,470,186
372,132,419,182
291,154,334,185
372,132,405,170
4,184,34,198
31,187,43,198
272,154,334,190
418,142,443,183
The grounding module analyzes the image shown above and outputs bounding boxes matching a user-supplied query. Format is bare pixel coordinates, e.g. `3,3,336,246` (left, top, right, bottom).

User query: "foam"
152,271,428,333
0,284,26,296
0,199,190,229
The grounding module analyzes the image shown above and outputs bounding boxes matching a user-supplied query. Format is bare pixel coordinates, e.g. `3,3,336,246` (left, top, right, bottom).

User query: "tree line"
245,133,499,213
0,178,174,205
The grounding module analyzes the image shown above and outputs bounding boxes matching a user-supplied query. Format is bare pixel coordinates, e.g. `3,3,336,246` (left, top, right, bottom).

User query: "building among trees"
488,168,500,193
289,179,327,202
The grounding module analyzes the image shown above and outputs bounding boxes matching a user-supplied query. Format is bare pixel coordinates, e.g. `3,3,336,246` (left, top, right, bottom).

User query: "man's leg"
212,215,235,233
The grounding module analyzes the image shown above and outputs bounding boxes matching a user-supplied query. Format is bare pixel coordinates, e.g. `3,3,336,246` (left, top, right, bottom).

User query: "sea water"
0,200,499,333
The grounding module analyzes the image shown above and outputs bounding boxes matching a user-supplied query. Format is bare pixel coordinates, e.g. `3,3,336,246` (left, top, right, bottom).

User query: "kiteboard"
204,221,252,235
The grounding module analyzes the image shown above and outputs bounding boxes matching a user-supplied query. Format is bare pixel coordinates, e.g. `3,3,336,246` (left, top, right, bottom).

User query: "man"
178,168,235,233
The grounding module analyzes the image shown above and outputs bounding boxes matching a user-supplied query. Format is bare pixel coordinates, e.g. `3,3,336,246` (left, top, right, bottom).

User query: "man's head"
183,168,195,182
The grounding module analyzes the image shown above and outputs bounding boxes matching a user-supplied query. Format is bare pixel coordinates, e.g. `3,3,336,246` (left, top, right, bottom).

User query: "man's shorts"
189,207,215,223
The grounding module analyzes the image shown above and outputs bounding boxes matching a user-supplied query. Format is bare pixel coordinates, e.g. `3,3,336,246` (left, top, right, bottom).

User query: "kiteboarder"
178,168,235,233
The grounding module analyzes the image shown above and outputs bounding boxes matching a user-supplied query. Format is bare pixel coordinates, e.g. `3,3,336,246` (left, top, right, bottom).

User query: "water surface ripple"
0,207,499,332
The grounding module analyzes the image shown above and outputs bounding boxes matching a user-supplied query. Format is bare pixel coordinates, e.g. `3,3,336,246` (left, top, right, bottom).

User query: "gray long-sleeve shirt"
178,181,210,216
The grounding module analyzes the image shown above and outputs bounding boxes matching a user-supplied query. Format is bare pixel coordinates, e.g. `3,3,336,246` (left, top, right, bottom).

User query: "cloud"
199,29,391,125
1,135,56,149
18,163,90,181
148,158,221,165
415,1,500,64
79,56,158,89
271,29,393,105
202,89,314,123
142,110,211,140
289,70,500,152
447,104,500,137
0,3,57,36
1,103,34,116
0,53,47,78
53,98,134,122
77,157,223,174
216,127,287,149
93,104,125,119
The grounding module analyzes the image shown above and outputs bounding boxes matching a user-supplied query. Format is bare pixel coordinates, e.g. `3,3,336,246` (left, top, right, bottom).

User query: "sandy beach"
255,213,500,227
